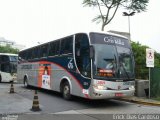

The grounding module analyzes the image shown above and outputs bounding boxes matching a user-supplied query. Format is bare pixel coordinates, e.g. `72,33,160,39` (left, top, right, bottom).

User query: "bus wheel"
62,82,71,100
24,77,28,88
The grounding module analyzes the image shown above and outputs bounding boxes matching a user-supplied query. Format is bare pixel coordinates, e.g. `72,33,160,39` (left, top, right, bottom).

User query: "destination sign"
90,32,130,48
104,36,125,46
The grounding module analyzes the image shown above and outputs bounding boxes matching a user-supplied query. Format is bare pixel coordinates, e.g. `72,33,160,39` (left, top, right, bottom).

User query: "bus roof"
85,31,128,39
0,53,18,56
20,31,128,52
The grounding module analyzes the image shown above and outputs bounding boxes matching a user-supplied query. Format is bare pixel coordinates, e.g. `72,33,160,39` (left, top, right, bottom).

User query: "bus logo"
104,36,114,44
68,59,73,69
104,36,124,46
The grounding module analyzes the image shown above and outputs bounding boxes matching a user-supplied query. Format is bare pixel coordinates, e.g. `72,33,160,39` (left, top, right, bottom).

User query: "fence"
150,67,160,98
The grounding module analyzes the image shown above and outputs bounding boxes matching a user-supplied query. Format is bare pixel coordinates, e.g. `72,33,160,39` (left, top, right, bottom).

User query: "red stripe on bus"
50,62,90,99
21,61,89,99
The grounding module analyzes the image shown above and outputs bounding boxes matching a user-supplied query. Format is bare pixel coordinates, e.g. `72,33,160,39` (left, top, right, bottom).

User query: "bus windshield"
117,46,134,79
0,55,18,73
10,56,18,62
90,32,134,80
10,62,17,73
93,44,118,78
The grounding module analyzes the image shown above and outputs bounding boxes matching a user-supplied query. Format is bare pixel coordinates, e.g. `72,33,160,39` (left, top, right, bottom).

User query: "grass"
153,97,160,101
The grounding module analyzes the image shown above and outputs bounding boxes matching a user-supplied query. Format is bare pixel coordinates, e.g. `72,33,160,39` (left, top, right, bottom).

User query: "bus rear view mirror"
90,45,95,59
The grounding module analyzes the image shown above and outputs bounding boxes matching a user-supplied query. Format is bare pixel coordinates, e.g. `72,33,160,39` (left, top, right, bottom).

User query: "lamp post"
123,12,135,42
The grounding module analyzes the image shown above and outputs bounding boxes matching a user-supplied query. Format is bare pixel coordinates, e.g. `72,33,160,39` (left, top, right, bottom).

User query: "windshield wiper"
120,62,130,80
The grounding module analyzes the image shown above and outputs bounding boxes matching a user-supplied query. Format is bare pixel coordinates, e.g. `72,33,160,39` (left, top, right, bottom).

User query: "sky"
0,0,160,52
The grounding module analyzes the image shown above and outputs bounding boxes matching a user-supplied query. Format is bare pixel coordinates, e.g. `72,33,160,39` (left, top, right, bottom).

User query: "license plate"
115,93,123,97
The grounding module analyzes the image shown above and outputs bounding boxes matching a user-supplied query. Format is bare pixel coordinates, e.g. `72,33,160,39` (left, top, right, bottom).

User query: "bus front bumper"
90,89,135,99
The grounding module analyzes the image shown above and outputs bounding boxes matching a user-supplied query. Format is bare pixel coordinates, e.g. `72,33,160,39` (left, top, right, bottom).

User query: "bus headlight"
129,86,135,90
93,85,106,90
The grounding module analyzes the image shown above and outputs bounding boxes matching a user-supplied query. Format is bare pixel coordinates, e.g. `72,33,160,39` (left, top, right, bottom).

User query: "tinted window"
75,33,91,77
19,52,24,60
60,36,73,54
30,47,40,59
117,46,134,78
0,55,10,72
40,44,48,58
19,51,28,61
49,40,60,56
9,56,18,62
0,55,9,62
27,49,32,59
93,44,118,78
34,47,40,58
30,49,35,59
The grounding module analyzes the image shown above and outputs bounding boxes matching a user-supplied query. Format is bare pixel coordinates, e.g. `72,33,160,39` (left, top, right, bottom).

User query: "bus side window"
21,51,28,61
19,52,24,61
60,36,73,54
34,47,40,59
75,34,91,77
49,40,60,56
1,55,9,62
31,48,35,59
40,44,48,58
0,55,10,72
27,49,32,60
0,56,1,71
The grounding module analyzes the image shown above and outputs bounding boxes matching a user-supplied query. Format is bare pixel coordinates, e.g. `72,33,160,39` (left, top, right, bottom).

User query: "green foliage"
131,41,160,79
131,41,148,79
153,96,160,101
0,45,19,54
154,52,160,67
83,0,149,30
125,0,149,12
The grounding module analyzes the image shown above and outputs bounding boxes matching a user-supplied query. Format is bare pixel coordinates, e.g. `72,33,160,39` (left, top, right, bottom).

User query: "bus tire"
62,81,72,100
24,76,28,88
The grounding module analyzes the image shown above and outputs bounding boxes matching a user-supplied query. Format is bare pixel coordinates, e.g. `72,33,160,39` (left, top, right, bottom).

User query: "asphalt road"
15,84,134,113
0,83,160,120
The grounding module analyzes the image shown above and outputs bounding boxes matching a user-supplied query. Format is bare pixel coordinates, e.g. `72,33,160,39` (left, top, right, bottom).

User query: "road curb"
118,97,160,107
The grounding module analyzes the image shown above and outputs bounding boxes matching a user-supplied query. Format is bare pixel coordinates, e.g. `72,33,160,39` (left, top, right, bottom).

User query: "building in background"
0,37,25,50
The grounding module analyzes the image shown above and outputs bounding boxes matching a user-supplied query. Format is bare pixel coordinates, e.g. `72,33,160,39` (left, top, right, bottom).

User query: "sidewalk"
118,96,160,106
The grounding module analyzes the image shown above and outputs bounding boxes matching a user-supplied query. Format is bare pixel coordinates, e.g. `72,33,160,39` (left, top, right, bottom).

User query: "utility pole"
123,12,135,42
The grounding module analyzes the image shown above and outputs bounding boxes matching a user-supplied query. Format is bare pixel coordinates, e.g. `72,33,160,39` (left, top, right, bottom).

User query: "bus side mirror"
90,45,94,59
18,57,22,61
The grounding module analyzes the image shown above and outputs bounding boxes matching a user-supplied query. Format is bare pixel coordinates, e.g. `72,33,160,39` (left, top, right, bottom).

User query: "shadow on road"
22,85,128,109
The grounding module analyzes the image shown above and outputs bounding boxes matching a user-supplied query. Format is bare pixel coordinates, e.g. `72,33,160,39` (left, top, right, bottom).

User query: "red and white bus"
18,31,135,100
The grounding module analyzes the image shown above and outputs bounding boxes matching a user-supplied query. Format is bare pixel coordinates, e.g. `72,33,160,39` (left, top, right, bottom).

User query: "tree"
131,41,160,79
131,41,148,79
154,52,160,67
0,45,19,54
83,0,149,31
